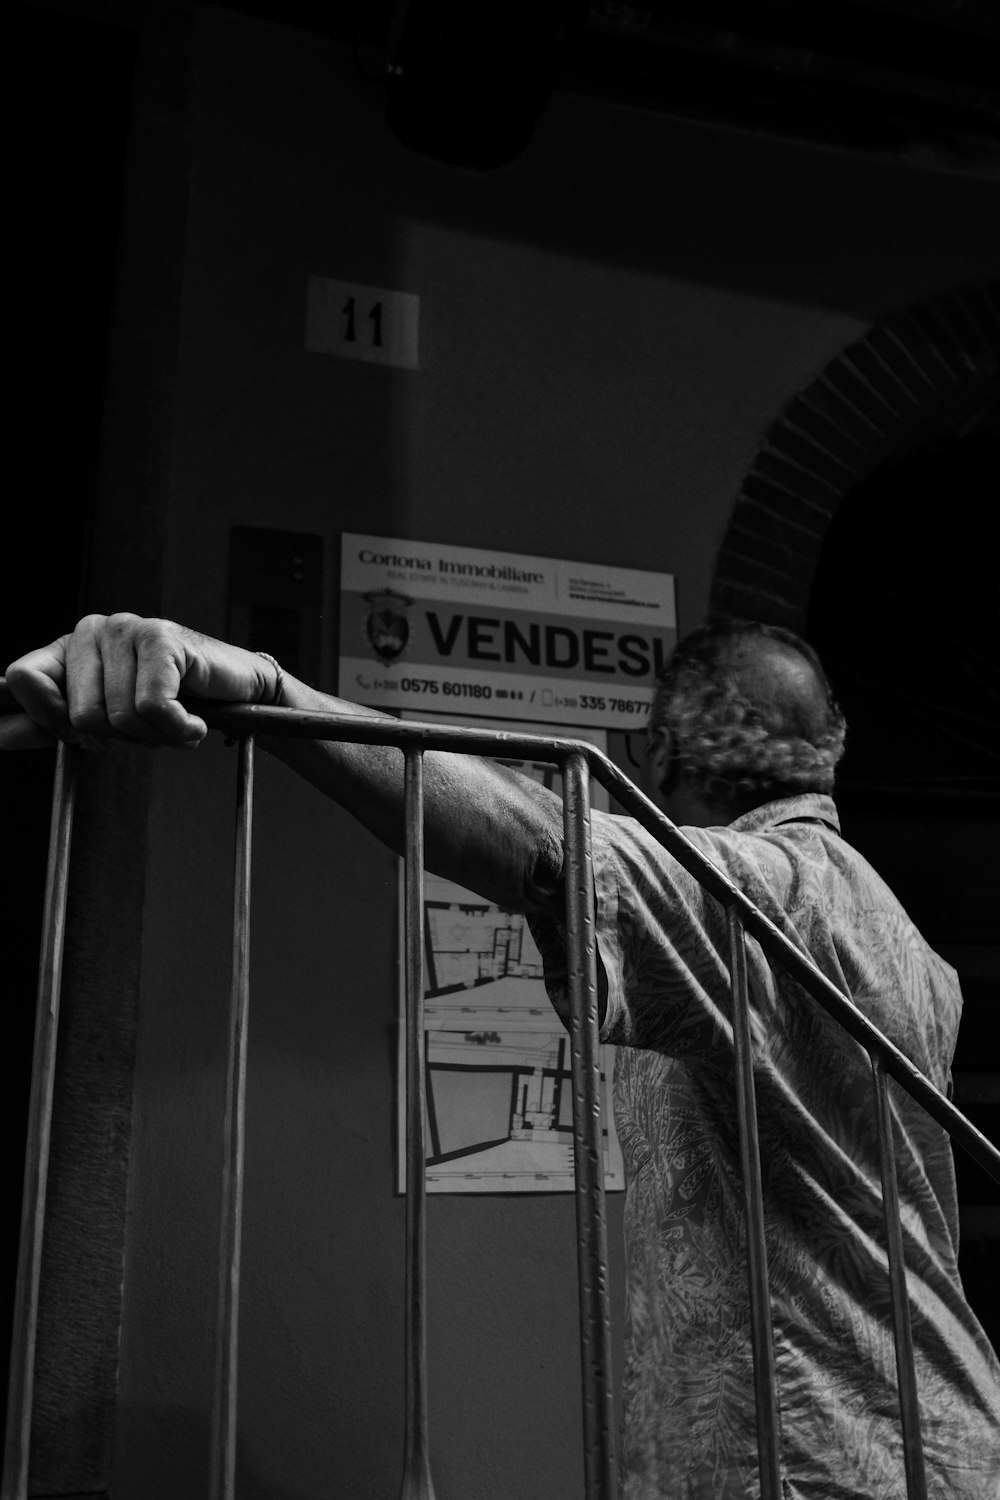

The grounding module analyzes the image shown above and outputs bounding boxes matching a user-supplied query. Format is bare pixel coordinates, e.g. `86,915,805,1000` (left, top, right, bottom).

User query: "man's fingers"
132,620,207,745
64,616,115,736
3,639,75,739
7,614,261,752
136,693,208,747
131,624,187,739
60,614,204,746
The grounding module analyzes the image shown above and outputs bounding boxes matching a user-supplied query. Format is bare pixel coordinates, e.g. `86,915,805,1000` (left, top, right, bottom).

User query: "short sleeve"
525,810,626,1038
528,809,739,1060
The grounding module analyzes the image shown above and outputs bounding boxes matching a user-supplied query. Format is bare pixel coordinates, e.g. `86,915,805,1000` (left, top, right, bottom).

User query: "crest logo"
364,588,412,663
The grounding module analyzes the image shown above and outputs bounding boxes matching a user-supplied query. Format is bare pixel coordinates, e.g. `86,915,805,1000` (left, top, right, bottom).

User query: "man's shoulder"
680,793,846,896
727,791,841,838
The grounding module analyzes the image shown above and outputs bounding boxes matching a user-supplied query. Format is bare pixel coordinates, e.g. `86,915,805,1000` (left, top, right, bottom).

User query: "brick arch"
709,282,1000,633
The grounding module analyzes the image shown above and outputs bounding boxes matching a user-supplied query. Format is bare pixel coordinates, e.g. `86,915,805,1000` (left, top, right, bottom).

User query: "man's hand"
2,611,566,913
1,613,278,751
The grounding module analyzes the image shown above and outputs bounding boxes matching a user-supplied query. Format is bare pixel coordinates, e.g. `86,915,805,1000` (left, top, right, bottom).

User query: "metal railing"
4,703,1000,1500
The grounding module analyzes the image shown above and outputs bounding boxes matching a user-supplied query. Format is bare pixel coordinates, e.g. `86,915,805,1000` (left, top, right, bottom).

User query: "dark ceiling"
210,0,1000,174
567,0,1000,171
25,0,1000,173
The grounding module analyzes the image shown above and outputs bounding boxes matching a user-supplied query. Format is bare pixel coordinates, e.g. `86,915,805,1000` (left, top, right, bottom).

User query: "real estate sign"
339,532,676,729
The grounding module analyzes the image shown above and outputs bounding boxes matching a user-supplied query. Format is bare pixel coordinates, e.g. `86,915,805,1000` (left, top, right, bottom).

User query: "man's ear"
644,723,675,798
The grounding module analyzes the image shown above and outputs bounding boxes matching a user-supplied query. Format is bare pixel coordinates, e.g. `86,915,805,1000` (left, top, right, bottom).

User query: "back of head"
650,621,847,819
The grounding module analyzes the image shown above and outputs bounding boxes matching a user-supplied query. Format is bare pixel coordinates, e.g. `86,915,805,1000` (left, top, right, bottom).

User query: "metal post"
561,752,616,1500
399,747,436,1500
1,744,78,1500
209,736,255,1500
726,909,782,1500
869,1056,928,1500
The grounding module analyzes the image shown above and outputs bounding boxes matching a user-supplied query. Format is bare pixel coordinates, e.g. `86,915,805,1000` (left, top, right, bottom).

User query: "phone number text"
399,678,494,700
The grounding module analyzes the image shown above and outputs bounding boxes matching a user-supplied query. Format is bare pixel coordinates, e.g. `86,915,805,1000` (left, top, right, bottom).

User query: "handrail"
198,701,1000,1187
1,744,77,1500
4,699,999,1500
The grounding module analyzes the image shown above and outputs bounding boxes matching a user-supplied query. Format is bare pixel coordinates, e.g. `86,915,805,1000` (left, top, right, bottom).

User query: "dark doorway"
806,436,1000,1350
1,1,134,1441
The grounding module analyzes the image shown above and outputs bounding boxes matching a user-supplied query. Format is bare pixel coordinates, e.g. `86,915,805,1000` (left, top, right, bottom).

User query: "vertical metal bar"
561,752,616,1500
726,909,782,1500
2,744,78,1500
209,736,255,1500
869,1056,928,1500
399,748,435,1500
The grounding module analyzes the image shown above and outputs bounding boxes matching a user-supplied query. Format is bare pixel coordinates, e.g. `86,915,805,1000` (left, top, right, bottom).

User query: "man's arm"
1,613,565,913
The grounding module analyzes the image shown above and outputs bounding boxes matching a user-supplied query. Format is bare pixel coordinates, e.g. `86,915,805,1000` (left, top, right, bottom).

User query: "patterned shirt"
530,793,1000,1499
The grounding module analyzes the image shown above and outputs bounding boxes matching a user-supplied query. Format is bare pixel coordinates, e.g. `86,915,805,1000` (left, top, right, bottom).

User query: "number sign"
306,275,420,370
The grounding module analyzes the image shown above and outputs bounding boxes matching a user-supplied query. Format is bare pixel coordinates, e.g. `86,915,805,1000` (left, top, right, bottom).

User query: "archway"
710,282,1000,632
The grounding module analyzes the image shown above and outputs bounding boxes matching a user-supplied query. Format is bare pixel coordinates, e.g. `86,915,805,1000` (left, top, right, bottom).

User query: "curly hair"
650,621,846,817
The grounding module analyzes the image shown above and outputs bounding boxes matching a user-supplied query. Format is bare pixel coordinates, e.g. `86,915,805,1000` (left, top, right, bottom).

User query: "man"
4,612,1000,1497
